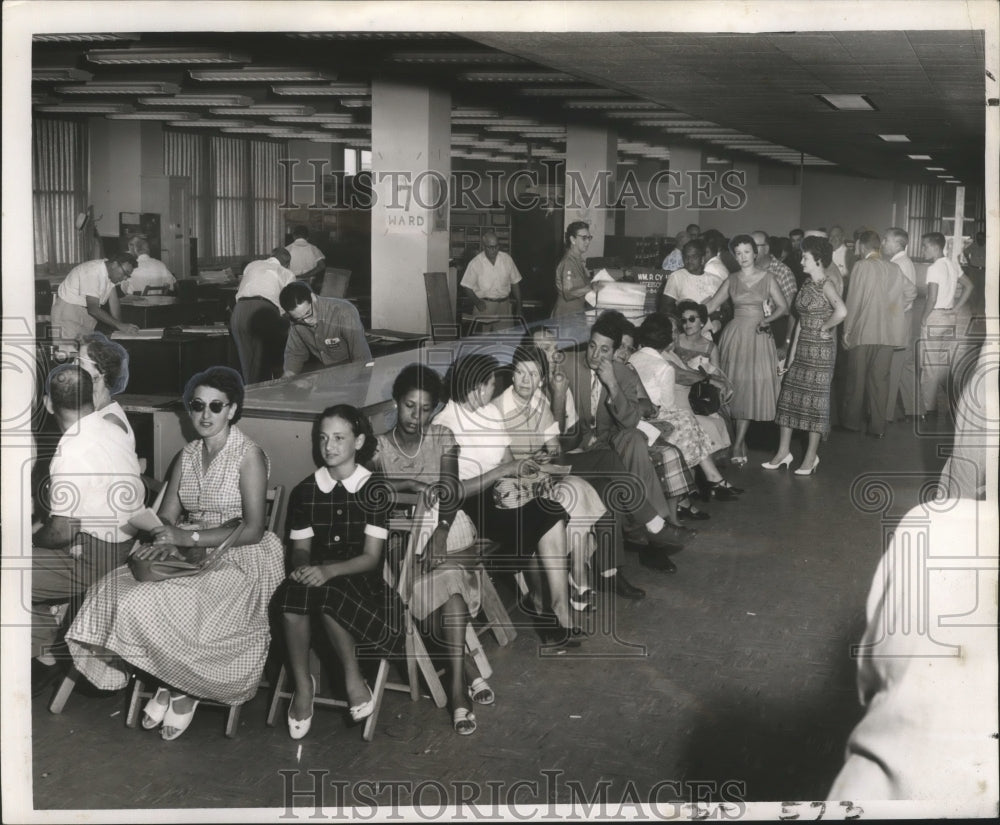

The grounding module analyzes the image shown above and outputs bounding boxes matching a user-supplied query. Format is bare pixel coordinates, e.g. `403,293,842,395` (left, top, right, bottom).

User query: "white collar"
315,464,372,493
891,250,908,262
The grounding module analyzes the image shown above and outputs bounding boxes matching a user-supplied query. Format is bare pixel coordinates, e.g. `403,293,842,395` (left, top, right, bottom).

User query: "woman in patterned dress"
67,367,284,740
629,314,744,501
275,404,402,740
370,364,494,735
704,234,789,465
764,236,847,475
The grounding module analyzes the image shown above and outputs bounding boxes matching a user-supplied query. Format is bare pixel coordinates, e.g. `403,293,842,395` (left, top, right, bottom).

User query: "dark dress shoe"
639,548,678,573
659,523,696,542
538,625,584,649
595,571,646,599
677,504,711,521
32,658,64,698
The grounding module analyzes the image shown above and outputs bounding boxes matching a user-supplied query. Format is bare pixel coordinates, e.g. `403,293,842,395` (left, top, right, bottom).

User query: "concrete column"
564,123,617,258
370,80,451,334
663,144,702,238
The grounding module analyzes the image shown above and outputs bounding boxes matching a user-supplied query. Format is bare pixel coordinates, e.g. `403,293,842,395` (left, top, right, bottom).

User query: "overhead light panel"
191,67,334,82
168,119,254,128
88,47,250,65
460,71,576,83
57,81,181,95
212,105,315,117
339,98,371,108
33,67,94,83
106,111,199,120
37,103,135,114
520,87,622,97
605,112,688,120
390,51,523,64
272,83,370,96
33,33,138,43
926,166,946,171
270,114,354,124
142,94,253,107
815,94,877,111
878,134,910,142
452,108,499,118
907,154,932,160
565,100,665,110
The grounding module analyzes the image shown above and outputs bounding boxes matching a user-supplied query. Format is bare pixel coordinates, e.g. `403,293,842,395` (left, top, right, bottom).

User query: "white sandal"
453,707,477,735
467,677,495,706
161,695,200,741
141,687,170,730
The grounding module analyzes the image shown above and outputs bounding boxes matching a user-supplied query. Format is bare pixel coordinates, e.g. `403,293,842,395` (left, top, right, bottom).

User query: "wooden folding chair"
423,271,460,341
119,485,285,737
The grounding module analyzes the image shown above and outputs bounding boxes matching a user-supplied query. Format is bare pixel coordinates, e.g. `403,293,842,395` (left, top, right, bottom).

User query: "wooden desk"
120,296,225,328
150,310,609,495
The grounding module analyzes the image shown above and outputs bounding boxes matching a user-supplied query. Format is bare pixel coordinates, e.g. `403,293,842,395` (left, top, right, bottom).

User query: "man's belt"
481,296,511,302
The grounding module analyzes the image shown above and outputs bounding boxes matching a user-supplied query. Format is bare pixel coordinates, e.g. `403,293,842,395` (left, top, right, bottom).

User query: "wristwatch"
190,531,200,547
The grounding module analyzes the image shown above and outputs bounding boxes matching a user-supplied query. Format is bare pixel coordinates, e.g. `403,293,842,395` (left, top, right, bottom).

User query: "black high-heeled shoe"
677,503,711,520
699,478,744,502
528,608,583,648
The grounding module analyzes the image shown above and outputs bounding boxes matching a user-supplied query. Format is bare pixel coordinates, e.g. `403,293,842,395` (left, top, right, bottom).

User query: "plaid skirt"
648,443,696,498
275,574,404,657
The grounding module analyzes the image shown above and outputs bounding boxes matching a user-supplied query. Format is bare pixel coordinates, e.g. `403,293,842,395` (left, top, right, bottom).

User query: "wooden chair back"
423,272,459,341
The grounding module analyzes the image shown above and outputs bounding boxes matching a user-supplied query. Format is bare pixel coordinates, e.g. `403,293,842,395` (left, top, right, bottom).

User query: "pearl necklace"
391,426,424,459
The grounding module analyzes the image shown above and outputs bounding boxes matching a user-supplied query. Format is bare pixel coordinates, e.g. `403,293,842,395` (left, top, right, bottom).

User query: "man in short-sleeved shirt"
659,240,727,335
461,231,522,332
122,236,176,295
230,247,296,384
51,253,140,341
279,281,372,377
31,366,142,687
285,225,326,281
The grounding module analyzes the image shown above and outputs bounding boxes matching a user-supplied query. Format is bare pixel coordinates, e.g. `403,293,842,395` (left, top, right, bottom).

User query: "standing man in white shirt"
285,225,326,283
658,239,727,336
122,236,176,295
460,231,522,332
881,228,919,422
918,232,975,418
50,252,140,341
828,225,855,280
230,246,295,384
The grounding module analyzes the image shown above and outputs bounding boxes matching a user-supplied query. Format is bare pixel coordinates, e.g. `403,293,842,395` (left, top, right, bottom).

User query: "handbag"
128,519,243,583
492,463,569,510
689,368,722,416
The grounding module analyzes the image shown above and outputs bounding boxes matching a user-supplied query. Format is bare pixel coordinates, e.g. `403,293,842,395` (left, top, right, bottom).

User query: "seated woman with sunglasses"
629,314,743,503
67,367,284,741
370,364,494,734
434,354,581,648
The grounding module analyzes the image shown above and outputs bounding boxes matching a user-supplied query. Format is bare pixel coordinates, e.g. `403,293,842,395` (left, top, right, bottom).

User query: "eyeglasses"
483,243,499,250
575,234,593,241
189,399,231,414
287,304,316,325
681,316,700,324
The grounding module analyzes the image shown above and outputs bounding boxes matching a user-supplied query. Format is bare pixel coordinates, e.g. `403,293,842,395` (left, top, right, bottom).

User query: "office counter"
150,310,606,498
119,295,226,328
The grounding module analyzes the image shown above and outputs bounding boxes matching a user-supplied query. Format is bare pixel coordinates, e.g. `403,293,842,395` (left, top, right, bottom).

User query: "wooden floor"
28,414,959,813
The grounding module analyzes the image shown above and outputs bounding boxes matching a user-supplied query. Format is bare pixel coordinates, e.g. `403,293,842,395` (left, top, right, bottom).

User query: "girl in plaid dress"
275,405,403,740
66,367,284,741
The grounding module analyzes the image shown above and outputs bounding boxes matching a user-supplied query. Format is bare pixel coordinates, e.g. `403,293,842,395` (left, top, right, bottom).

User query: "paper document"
128,508,163,532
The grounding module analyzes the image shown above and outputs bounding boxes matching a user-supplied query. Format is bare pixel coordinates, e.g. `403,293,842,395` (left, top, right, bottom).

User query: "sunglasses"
189,399,231,414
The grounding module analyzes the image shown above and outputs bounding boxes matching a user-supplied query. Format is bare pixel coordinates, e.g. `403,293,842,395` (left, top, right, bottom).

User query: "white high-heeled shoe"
761,453,793,470
287,675,316,740
794,456,820,476
161,695,199,741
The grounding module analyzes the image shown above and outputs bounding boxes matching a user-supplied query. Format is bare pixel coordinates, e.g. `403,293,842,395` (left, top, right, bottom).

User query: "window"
33,118,88,272
343,147,372,178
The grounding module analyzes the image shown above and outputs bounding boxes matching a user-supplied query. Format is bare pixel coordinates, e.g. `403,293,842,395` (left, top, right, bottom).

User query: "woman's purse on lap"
689,368,723,416
128,519,243,583
493,463,570,509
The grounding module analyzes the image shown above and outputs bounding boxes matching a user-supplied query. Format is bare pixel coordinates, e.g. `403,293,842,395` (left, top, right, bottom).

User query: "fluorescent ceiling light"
168,120,254,128
521,87,622,97
221,126,300,135
212,105,315,117
451,108,498,118
565,101,664,110
460,71,575,83
87,48,250,65
908,154,932,160
878,134,910,142
925,166,945,171
142,94,253,107
705,156,733,165
57,81,181,95
272,84,370,96
191,68,334,82
815,94,877,111
33,67,94,82
37,103,135,114
270,114,354,124
945,180,961,184
605,112,689,120
33,33,138,43
106,111,199,121
339,98,371,108
390,51,522,64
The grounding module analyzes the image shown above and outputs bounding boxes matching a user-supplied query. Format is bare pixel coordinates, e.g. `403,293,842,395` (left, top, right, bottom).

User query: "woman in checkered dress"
274,404,403,740
66,367,284,741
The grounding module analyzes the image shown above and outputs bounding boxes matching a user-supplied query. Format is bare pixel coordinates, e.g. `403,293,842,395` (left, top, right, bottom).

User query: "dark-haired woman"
764,236,847,475
552,221,593,317
704,234,789,465
275,404,403,740
370,364,494,735
434,354,578,646
67,367,284,740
